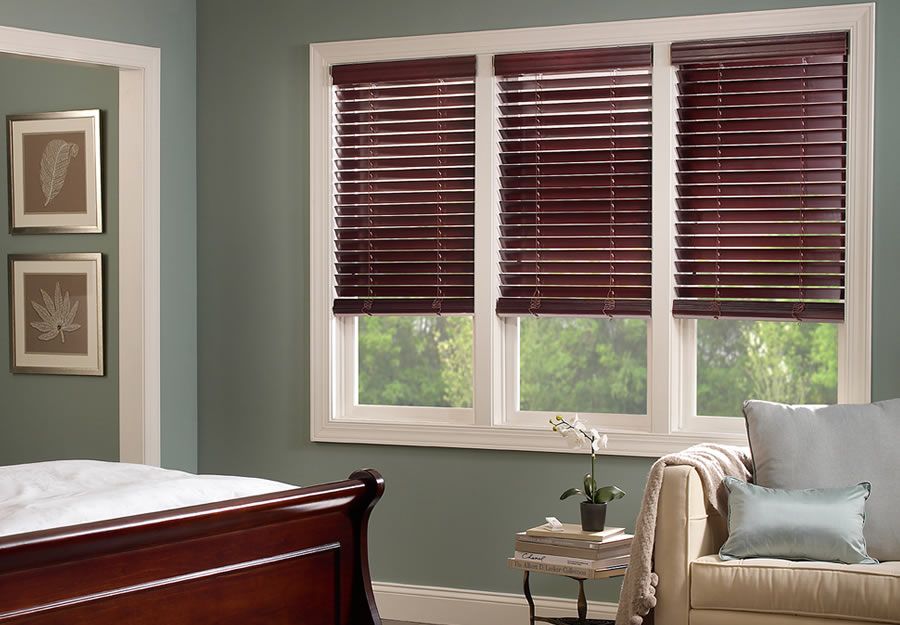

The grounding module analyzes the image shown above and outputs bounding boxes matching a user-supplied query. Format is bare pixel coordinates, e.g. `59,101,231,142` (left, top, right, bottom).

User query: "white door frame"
0,25,162,466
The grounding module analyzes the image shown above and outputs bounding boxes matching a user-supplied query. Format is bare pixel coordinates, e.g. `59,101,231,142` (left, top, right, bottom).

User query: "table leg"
523,571,535,625
576,578,587,621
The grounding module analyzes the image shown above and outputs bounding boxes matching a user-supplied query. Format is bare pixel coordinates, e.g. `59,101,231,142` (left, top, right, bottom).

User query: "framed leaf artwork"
8,253,104,376
7,110,102,233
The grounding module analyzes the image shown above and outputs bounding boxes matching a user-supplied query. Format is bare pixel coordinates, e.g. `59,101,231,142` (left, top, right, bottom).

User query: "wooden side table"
510,560,626,625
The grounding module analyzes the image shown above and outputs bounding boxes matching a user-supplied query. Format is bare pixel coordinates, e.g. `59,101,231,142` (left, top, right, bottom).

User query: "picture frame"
8,253,104,376
7,109,102,233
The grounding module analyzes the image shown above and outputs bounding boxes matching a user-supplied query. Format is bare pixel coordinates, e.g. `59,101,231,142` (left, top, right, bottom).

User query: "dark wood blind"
494,46,654,317
671,32,848,322
332,56,477,315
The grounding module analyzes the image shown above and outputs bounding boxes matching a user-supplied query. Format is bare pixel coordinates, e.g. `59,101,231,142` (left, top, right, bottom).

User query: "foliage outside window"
697,320,838,417
358,316,473,408
519,318,647,415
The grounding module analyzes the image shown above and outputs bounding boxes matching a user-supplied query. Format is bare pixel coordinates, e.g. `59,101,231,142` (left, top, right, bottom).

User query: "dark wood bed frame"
0,469,384,625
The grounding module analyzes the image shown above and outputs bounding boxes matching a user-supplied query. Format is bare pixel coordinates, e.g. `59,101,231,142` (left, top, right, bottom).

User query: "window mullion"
473,53,502,426
841,9,874,404
649,41,682,435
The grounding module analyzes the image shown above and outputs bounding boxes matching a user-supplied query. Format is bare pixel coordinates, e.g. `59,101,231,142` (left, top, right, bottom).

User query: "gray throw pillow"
720,478,875,564
743,399,900,561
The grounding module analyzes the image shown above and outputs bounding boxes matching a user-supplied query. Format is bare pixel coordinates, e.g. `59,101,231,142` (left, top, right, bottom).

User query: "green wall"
0,56,118,463
197,0,900,602
0,0,198,470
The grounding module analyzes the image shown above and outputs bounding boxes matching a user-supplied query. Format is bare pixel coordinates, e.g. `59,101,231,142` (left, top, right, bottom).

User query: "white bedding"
0,459,296,538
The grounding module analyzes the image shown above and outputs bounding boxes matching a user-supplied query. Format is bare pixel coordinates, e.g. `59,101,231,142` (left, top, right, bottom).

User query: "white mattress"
0,459,295,538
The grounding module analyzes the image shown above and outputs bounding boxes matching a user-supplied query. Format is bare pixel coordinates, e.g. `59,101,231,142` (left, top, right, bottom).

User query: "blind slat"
500,73,652,91
337,274,474,287
336,239,474,251
678,90,845,108
676,260,844,274
677,116,845,134
337,262,475,275
337,166,476,182
500,248,652,262
500,149,652,165
337,214,474,228
336,94,475,113
676,208,844,223
336,178,474,193
336,190,474,205
501,161,652,176
335,143,475,159
336,155,474,171
336,107,475,124
334,298,474,316
336,131,475,147
678,102,844,121
501,211,652,225
677,170,844,184
337,250,474,263
678,62,845,82
336,202,474,216
502,261,651,274
678,76,845,95
498,85,651,103
334,82,474,100
500,124,652,140
501,236,652,249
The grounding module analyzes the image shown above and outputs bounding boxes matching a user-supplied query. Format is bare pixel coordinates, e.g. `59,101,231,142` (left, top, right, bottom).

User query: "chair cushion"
691,554,900,623
743,398,900,560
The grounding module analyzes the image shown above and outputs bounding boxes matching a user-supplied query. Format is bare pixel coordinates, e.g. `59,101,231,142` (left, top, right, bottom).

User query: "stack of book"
508,523,632,578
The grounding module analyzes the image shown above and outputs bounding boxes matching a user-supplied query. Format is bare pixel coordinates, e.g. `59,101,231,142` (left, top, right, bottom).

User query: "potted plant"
551,415,625,531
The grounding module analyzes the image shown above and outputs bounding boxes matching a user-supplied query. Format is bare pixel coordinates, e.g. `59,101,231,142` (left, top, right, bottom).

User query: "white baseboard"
373,581,617,625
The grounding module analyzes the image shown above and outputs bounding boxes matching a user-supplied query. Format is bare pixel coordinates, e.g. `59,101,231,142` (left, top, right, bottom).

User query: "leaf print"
29,282,82,344
39,139,79,207
42,288,54,317
31,300,53,324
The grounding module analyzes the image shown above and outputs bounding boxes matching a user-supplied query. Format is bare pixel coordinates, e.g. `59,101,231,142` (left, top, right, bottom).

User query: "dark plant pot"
580,502,607,532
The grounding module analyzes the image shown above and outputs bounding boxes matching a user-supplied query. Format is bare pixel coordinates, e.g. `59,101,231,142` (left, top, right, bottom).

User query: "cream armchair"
653,466,900,625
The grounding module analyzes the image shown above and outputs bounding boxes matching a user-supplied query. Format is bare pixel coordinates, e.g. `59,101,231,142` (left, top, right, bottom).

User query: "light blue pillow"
720,477,876,565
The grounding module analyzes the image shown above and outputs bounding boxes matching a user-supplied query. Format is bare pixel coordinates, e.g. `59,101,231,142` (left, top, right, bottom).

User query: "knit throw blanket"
615,444,752,625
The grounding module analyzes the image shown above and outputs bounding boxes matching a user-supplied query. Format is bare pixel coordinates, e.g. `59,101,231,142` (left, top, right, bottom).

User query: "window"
494,46,653,429
330,56,477,423
310,4,874,455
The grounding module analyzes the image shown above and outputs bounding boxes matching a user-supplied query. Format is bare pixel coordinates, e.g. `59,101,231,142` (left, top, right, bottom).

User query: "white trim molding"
309,3,875,457
373,581,617,625
0,26,162,465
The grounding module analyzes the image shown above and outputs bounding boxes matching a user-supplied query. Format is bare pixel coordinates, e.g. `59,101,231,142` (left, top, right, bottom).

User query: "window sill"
311,417,748,457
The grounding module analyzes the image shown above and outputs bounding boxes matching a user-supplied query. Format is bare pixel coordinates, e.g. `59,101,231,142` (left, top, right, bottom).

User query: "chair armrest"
652,465,728,625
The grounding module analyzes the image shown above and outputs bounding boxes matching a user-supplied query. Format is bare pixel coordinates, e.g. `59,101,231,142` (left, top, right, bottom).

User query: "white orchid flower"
561,426,587,449
590,429,609,453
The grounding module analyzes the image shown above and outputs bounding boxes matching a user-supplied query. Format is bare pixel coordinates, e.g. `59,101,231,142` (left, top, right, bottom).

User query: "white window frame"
309,3,874,457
